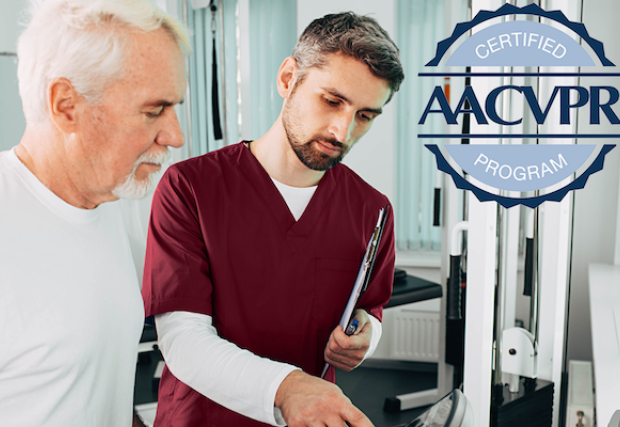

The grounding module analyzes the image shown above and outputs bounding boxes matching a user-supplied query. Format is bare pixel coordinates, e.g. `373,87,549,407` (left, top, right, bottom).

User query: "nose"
328,110,356,144
156,107,185,148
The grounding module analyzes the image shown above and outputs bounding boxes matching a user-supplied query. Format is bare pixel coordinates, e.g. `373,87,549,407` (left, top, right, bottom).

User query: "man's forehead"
110,67,185,104
303,56,391,107
125,29,184,77
117,30,186,104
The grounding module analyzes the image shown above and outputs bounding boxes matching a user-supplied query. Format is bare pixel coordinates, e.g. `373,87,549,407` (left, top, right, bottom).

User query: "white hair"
17,0,191,125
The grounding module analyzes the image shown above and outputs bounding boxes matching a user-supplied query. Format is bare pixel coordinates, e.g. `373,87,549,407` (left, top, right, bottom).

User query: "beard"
112,148,171,199
281,90,348,172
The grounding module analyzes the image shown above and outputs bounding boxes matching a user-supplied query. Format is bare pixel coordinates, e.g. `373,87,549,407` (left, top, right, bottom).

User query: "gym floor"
336,361,436,427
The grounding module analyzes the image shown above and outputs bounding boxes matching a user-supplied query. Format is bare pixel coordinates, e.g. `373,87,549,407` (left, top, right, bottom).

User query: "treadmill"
398,390,474,427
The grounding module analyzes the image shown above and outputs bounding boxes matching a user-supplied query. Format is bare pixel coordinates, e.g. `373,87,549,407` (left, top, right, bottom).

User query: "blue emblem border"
425,3,614,67
425,144,616,208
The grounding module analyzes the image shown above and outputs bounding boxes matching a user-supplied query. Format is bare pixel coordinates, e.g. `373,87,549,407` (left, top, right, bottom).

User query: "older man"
0,1,188,426
143,11,404,427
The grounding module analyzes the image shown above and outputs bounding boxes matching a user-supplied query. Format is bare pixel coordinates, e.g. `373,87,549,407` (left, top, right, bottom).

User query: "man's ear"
277,57,300,99
47,78,81,134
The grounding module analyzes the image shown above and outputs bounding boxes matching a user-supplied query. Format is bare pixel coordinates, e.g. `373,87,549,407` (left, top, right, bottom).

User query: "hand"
324,309,371,372
275,370,374,427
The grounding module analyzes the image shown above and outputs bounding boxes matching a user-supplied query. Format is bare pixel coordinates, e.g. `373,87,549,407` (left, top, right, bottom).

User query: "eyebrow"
143,99,184,108
323,88,383,115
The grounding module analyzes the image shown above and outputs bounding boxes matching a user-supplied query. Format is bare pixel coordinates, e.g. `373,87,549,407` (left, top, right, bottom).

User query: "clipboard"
320,205,390,378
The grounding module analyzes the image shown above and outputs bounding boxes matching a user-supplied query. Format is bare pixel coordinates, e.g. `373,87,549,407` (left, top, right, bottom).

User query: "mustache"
312,137,344,149
124,148,171,177
136,148,171,166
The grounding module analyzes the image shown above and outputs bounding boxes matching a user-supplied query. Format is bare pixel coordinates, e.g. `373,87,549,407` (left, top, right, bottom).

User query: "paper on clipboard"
320,205,389,378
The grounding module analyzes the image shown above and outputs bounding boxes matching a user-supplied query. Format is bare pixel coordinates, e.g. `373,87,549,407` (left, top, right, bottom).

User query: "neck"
15,125,109,209
249,114,325,188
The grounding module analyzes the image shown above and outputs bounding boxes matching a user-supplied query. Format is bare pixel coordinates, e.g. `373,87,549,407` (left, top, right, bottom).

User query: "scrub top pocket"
312,257,360,331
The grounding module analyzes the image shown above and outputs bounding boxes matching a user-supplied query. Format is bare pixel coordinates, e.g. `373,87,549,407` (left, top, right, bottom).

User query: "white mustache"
136,149,171,167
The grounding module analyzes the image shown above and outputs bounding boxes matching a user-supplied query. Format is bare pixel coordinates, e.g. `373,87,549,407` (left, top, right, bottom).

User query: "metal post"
217,0,227,146
492,202,507,404
182,0,193,159
529,205,540,341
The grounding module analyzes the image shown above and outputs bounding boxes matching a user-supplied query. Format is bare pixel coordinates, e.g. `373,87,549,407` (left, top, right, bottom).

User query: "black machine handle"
433,188,441,226
523,237,534,297
447,255,462,320
211,38,223,140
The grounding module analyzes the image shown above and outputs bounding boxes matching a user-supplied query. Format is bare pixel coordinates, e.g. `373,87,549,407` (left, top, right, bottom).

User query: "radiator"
390,309,440,362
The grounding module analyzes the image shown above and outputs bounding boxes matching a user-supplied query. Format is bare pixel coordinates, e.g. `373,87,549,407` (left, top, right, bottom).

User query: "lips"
315,140,342,156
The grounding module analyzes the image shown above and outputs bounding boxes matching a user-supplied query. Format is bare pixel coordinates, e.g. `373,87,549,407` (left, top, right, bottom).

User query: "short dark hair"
292,12,404,102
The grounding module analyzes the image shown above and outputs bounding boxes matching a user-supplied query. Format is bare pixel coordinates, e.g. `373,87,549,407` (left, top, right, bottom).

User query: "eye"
324,97,339,107
146,107,165,118
359,112,373,122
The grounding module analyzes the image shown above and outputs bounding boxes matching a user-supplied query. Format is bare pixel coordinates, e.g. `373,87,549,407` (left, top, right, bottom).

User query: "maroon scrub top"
143,142,395,426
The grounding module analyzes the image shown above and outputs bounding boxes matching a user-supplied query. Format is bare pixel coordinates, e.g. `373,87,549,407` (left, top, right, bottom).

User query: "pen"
345,319,359,335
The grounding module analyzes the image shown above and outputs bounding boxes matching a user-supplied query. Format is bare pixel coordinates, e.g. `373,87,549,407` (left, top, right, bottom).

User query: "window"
395,0,468,258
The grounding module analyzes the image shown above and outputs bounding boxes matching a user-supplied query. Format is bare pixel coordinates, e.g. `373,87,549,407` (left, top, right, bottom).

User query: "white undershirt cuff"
155,311,300,426
364,314,382,361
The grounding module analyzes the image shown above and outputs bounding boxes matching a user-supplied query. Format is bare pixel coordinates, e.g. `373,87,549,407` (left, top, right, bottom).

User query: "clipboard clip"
359,204,390,298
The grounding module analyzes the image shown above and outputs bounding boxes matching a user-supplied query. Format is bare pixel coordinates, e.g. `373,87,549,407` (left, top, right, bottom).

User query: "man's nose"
328,110,356,144
157,108,185,148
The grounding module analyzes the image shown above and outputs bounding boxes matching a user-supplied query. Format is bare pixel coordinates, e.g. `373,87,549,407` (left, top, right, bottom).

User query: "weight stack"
491,379,554,427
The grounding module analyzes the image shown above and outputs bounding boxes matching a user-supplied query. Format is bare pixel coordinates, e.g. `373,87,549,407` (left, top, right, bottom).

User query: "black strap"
211,37,223,140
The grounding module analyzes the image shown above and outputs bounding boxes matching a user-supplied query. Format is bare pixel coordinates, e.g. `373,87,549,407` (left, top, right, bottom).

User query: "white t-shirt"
270,177,317,221
0,148,145,427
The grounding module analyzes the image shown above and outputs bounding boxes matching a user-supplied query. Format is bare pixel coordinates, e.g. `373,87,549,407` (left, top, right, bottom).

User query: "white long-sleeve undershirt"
155,175,383,426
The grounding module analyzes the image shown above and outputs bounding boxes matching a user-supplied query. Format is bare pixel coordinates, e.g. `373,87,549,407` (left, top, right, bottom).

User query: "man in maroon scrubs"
142,12,404,427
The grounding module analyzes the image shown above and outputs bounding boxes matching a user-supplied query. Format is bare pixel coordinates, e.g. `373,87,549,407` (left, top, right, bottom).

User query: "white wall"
0,1,25,53
0,0,28,151
567,0,620,363
296,0,397,203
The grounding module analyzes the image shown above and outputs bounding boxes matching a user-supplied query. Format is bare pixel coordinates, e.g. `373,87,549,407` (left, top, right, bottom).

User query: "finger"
341,404,374,427
355,320,372,340
324,354,361,371
332,325,370,351
351,309,370,331
324,346,365,371
326,336,367,360
333,326,367,350
324,415,349,427
332,326,354,349
326,349,366,372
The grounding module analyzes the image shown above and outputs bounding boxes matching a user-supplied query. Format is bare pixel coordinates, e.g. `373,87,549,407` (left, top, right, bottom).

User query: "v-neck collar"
236,142,337,250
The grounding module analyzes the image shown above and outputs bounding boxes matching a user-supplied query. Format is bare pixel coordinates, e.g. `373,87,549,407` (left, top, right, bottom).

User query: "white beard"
112,148,171,200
